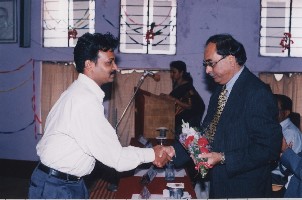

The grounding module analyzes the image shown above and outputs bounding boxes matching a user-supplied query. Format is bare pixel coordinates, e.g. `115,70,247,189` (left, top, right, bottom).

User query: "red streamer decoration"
0,58,41,138
31,59,42,139
0,59,33,74
145,22,162,44
68,28,78,39
280,32,294,52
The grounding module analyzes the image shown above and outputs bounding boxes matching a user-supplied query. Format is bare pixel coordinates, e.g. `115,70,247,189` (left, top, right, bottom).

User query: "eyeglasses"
202,55,227,68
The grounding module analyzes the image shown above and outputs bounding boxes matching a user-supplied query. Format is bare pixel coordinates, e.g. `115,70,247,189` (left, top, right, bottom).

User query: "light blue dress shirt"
225,66,244,98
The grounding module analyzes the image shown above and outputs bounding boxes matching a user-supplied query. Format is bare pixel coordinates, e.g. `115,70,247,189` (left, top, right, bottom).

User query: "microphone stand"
115,71,149,135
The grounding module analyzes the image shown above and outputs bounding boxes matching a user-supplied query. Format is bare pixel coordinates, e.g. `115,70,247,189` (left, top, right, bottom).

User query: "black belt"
38,163,81,181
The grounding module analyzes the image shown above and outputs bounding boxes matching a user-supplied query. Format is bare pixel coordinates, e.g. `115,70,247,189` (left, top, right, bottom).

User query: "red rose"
198,137,209,147
184,135,194,147
199,147,209,153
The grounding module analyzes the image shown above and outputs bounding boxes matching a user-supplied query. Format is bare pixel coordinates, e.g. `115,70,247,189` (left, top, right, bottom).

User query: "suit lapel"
214,68,251,140
222,67,250,117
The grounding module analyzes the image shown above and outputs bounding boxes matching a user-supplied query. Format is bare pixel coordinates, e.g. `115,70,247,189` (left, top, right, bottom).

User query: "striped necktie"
205,85,228,143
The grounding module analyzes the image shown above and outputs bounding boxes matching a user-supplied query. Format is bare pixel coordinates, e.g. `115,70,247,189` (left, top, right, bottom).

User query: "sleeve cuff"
139,147,155,163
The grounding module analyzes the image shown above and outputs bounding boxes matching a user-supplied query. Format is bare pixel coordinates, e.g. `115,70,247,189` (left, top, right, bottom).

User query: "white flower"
181,120,190,129
181,120,197,137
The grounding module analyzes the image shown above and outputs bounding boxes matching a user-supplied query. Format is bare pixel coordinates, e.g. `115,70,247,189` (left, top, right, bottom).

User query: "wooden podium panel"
135,88,175,139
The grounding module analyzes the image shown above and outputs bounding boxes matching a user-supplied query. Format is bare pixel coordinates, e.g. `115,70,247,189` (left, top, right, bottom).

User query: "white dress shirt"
37,73,155,177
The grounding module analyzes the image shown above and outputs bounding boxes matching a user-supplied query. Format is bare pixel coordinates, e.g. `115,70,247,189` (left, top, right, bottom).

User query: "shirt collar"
77,73,105,102
280,118,291,129
225,66,245,97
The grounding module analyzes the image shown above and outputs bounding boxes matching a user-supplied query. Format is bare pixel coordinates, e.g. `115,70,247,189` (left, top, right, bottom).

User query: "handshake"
152,145,175,167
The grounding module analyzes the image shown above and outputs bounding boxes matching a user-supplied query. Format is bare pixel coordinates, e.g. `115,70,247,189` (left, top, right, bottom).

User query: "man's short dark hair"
73,32,119,73
206,34,247,66
275,94,292,112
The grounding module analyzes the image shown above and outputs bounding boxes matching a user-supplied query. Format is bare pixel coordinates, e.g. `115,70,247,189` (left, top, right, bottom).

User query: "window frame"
43,0,95,48
119,0,177,55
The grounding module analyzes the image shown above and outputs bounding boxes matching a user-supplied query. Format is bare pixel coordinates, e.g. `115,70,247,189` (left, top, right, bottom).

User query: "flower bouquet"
179,120,212,178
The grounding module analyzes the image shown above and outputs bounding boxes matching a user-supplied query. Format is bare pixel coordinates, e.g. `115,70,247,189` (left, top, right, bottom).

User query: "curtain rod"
118,68,170,71
43,61,74,65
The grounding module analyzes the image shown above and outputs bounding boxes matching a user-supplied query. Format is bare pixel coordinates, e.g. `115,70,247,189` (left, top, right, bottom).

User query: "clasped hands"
152,145,175,167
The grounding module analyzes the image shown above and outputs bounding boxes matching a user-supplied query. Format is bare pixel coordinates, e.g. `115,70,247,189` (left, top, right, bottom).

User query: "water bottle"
165,161,175,181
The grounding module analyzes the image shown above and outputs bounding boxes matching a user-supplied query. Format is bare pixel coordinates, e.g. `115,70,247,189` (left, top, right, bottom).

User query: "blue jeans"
28,165,89,199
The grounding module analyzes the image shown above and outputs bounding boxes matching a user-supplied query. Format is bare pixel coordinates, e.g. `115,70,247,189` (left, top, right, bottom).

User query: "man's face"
90,50,118,86
203,42,236,85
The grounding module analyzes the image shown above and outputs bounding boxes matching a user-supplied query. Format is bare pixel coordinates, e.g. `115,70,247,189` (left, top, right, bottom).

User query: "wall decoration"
0,59,42,138
280,32,294,52
0,0,17,43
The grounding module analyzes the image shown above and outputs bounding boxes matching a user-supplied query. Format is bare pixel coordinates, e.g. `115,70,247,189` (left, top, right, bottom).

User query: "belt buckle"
50,169,62,179
67,174,81,181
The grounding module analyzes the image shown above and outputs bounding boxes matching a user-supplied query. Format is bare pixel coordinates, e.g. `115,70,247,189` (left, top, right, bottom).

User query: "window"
119,0,177,55
260,0,302,57
43,0,95,47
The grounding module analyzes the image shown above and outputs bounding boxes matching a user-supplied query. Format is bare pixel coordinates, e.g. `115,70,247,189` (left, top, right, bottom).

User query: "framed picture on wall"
0,0,17,43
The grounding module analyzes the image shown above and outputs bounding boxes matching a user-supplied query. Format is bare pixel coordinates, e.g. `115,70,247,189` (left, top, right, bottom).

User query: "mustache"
110,70,117,75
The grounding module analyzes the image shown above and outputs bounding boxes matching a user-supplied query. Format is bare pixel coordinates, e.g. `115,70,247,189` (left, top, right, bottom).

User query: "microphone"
144,70,160,82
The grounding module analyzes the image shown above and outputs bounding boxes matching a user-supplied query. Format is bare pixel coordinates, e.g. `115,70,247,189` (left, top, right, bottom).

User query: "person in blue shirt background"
273,94,302,197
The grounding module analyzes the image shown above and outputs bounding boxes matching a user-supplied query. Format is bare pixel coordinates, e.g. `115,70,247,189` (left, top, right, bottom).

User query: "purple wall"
0,0,301,161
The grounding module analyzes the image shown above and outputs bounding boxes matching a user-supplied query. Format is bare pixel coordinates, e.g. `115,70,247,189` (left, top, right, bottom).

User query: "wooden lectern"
135,88,175,139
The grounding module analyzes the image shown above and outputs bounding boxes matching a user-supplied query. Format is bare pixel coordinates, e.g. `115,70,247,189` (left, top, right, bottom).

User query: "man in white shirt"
271,94,302,197
28,32,174,199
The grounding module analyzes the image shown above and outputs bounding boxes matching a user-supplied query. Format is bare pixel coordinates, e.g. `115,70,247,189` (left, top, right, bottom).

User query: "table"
115,137,197,198
115,175,196,198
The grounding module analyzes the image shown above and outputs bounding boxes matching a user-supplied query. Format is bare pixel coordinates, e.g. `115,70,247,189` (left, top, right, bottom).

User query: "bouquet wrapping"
179,120,212,178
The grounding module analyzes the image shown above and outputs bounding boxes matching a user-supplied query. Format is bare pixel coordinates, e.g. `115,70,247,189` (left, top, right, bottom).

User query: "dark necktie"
205,85,228,143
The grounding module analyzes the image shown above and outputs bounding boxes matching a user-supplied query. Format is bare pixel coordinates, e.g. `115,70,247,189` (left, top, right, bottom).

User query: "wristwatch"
220,152,225,164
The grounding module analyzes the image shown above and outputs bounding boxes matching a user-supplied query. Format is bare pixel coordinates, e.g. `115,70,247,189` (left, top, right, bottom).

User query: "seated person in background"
161,60,205,139
271,94,302,197
280,147,302,198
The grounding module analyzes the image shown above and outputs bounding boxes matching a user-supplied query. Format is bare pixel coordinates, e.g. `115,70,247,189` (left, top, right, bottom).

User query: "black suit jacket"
202,67,282,198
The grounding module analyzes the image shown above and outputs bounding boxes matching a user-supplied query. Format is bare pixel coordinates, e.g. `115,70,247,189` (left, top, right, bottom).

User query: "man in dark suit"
198,34,283,198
